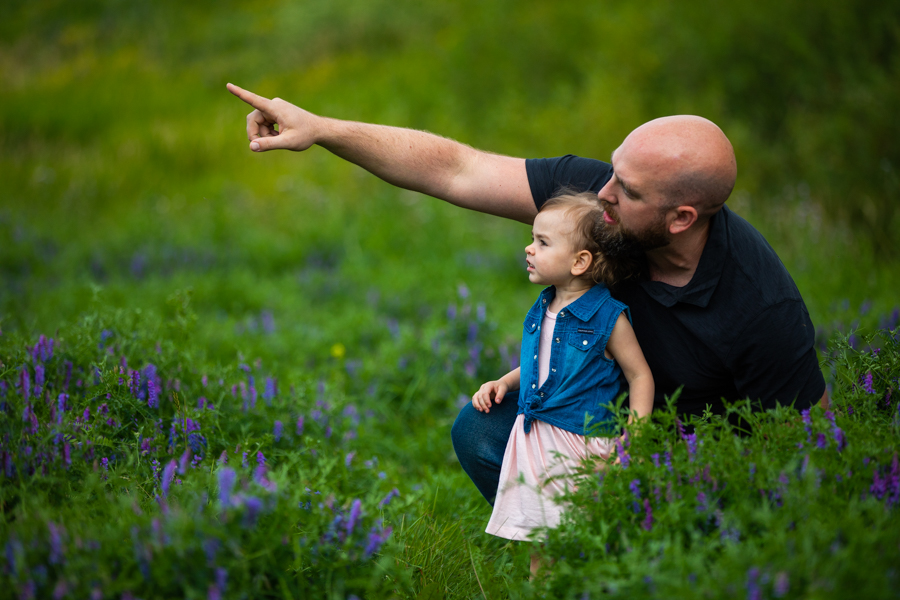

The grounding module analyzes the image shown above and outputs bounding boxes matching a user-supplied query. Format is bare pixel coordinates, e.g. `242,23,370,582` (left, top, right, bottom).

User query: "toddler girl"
471,191,654,574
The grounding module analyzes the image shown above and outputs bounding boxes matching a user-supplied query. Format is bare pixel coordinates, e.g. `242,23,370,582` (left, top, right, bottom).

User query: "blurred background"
1,0,898,357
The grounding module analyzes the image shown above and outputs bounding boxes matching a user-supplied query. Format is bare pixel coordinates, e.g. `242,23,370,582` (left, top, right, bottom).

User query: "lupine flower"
161,460,176,497
833,426,847,452
696,491,708,512
19,366,31,400
629,479,642,513
615,437,630,468
746,567,761,600
273,420,283,442
863,372,876,394
34,364,44,398
381,488,400,506
244,496,263,527
147,379,159,409
364,525,393,558
774,571,790,597
218,468,237,507
263,377,277,403
801,408,812,441
216,567,228,594
48,522,64,565
346,499,363,536
179,450,191,475
641,499,653,531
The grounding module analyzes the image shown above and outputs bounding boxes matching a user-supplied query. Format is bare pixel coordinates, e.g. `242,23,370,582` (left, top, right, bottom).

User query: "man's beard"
597,203,670,261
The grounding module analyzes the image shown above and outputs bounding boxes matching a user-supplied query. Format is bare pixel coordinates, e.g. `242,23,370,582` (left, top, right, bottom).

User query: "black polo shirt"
526,155,825,417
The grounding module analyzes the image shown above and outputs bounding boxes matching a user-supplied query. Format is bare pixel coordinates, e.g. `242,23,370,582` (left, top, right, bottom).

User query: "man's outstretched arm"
226,83,538,224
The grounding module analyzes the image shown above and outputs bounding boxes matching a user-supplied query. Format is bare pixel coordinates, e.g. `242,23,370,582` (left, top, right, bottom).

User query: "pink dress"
485,308,616,541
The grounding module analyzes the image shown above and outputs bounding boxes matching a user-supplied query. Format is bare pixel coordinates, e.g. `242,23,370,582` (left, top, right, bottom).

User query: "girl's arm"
472,367,520,414
606,314,654,425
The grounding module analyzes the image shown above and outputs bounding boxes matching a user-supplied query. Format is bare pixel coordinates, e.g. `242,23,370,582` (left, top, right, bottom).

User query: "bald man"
228,84,828,505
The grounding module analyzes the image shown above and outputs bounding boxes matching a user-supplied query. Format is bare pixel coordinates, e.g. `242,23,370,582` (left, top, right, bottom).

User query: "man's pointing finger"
226,83,273,112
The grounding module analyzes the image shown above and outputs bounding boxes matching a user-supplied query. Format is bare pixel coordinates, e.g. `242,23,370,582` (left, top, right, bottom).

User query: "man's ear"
571,250,593,276
669,205,698,235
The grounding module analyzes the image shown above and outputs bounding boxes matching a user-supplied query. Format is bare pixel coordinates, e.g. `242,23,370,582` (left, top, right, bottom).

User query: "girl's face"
524,208,583,286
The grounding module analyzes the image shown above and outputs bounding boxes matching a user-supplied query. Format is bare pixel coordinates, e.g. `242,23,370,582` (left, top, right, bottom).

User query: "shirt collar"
537,284,612,321
638,205,729,308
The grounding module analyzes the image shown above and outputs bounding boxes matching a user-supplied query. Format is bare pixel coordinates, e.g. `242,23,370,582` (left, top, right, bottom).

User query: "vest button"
583,340,588,345
532,384,536,389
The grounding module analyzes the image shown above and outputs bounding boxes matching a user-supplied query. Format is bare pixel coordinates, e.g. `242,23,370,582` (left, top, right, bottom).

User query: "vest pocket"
568,331,600,352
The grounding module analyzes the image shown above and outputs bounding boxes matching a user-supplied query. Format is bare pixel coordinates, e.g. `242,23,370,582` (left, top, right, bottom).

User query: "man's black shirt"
526,155,825,416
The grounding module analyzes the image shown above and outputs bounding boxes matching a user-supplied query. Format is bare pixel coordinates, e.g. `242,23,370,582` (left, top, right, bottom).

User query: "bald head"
620,115,737,219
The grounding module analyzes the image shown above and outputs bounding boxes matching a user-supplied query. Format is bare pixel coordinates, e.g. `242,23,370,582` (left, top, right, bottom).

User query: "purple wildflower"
888,453,900,508
774,571,790,597
345,452,355,467
218,451,228,465
256,451,266,467
629,479,642,513
178,449,191,475
216,567,228,593
641,499,653,531
664,451,673,472
263,377,277,403
364,525,393,558
833,426,847,452
381,488,400,507
616,437,630,468
296,415,304,436
147,379,159,409
346,499,363,536
241,452,248,468
749,462,756,481
651,453,660,468
19,366,31,400
48,522,64,565
63,443,71,468
684,433,698,462
218,468,236,507
101,457,109,472
863,372,876,394
696,491,708,512
161,460,176,497
34,364,44,398
816,433,828,449
746,567,761,600
273,420,283,442
847,404,854,416
801,408,812,441
244,496,263,527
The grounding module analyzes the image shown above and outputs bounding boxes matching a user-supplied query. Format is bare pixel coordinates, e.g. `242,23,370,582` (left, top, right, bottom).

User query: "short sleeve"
726,300,826,410
525,155,614,211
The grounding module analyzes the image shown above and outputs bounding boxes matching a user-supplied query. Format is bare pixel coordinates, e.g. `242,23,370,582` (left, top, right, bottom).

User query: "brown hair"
540,190,640,286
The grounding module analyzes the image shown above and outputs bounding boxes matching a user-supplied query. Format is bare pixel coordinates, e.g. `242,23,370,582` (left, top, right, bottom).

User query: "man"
227,83,828,505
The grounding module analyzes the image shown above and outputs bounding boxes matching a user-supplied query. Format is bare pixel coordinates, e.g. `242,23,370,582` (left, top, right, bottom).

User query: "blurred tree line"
2,0,897,252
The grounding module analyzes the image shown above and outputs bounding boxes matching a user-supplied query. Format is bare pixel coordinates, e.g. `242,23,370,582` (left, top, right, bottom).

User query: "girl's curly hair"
539,190,642,286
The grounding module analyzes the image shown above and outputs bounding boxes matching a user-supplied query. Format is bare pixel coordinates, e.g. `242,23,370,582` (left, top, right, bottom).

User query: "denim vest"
517,285,630,436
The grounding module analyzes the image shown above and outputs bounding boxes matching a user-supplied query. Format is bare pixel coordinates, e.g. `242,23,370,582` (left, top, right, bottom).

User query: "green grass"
1,1,899,597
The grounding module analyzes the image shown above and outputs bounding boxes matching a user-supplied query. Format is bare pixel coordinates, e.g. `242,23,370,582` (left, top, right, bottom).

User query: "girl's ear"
571,250,593,277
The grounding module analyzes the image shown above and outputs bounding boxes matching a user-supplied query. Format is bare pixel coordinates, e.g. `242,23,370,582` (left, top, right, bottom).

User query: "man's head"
597,115,737,251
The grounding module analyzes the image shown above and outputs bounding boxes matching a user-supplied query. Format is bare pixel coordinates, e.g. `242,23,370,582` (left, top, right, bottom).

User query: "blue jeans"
451,394,519,506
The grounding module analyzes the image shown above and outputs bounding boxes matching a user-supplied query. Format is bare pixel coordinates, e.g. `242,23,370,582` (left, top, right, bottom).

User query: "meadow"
1,0,899,598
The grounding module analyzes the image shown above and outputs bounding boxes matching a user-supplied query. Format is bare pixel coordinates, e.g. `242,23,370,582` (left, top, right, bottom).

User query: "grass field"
2,1,899,598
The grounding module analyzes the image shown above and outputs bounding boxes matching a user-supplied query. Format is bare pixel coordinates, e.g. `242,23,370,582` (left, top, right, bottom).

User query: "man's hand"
227,83,320,153
472,380,510,414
